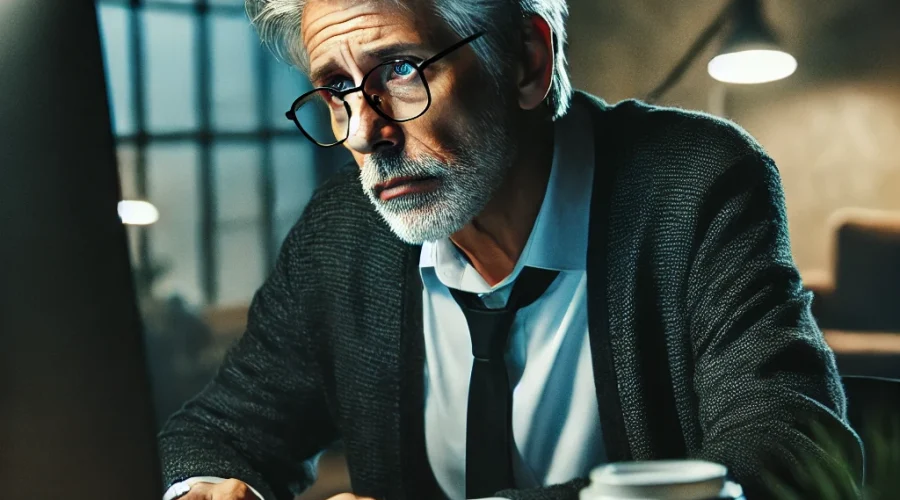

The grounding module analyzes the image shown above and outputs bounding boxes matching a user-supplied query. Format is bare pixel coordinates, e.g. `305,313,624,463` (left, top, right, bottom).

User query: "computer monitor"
0,0,162,497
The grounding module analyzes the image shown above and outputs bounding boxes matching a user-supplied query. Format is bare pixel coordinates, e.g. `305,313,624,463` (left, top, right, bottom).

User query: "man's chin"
381,214,463,245
375,203,471,244
364,181,485,244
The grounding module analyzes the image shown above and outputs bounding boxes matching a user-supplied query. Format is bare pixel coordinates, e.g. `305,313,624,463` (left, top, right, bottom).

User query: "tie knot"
458,307,517,360
449,267,560,360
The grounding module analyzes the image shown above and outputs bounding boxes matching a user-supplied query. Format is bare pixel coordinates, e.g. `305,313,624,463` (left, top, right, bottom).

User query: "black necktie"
449,267,560,499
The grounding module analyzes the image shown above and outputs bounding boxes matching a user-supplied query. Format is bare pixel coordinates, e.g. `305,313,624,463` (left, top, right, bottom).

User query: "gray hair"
245,0,572,119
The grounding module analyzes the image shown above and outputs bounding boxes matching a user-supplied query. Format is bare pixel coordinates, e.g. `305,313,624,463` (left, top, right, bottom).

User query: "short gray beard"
360,109,515,244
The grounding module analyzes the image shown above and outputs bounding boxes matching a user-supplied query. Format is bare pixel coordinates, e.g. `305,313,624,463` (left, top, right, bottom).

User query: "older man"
159,0,861,499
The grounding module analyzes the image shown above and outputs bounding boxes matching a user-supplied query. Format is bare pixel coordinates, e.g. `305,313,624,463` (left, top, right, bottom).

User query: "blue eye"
392,62,415,77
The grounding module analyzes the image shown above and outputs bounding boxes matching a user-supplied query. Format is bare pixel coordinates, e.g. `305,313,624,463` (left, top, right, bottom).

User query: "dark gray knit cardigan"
159,92,862,500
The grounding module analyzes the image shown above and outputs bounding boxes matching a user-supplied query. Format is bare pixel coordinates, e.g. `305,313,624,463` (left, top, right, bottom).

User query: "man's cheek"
425,119,470,157
401,128,447,161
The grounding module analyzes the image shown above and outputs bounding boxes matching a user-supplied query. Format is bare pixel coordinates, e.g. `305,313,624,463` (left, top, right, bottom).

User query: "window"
96,0,356,427
96,0,334,307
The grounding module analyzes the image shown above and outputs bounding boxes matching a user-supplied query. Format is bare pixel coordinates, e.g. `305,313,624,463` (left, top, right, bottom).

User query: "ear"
517,14,555,111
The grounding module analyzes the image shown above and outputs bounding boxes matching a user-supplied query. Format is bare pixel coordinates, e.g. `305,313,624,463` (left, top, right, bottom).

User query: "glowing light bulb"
708,49,797,84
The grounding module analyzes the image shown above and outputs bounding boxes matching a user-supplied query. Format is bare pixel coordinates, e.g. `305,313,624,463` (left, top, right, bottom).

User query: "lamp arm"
643,0,736,103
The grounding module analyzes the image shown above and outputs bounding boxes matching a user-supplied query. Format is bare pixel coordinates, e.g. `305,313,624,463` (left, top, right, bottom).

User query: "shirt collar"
419,101,595,293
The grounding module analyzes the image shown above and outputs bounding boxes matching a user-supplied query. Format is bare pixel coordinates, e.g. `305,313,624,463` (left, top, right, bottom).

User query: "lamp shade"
707,0,797,84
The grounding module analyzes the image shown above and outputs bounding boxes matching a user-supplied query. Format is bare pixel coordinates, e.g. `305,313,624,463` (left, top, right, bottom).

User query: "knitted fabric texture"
159,92,861,500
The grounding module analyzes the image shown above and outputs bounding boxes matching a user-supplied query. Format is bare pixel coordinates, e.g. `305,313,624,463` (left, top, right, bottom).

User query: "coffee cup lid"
589,460,727,487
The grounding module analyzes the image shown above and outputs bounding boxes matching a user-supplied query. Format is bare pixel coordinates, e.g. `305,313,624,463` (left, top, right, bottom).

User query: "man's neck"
450,120,554,287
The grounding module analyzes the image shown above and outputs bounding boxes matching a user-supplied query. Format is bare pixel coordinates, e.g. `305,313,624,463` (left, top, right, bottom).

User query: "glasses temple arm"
418,32,486,70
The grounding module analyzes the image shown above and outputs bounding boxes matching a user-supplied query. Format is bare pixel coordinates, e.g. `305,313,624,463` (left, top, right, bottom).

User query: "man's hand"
180,479,258,499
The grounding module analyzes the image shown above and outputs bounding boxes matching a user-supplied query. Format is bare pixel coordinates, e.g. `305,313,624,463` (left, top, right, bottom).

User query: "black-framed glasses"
285,32,486,148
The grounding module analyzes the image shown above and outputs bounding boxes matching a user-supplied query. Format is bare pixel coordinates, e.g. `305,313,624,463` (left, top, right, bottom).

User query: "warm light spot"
708,49,797,84
118,200,159,225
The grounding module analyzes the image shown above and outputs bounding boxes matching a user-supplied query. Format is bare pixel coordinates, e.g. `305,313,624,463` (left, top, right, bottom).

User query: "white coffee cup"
579,460,743,500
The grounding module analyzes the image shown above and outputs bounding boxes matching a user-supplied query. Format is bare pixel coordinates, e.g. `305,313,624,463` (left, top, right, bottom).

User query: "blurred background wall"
567,0,900,272
94,0,900,425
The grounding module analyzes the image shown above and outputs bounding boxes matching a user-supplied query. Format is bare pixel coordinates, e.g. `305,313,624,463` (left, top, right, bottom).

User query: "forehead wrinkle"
303,4,369,36
310,22,396,58
309,28,434,86
308,25,402,81
339,43,365,82
305,17,392,52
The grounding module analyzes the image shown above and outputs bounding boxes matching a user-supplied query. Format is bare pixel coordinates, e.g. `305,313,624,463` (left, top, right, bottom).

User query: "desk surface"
824,330,900,355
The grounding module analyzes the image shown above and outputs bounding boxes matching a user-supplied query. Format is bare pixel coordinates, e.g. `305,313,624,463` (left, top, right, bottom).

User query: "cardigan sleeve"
157,216,337,500
685,150,864,498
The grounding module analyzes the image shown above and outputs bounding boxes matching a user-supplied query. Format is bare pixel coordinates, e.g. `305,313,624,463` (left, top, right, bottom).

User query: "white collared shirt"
419,101,605,500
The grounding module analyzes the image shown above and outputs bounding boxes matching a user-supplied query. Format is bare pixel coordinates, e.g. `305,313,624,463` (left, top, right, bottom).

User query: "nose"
343,93,401,155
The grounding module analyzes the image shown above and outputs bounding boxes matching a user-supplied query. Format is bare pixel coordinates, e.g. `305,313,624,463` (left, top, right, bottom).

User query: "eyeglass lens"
292,60,429,146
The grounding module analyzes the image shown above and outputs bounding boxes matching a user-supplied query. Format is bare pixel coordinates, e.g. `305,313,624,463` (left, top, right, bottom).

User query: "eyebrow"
308,42,430,85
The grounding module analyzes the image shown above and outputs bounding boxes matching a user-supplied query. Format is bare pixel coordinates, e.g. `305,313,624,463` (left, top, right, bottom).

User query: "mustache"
360,150,449,189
